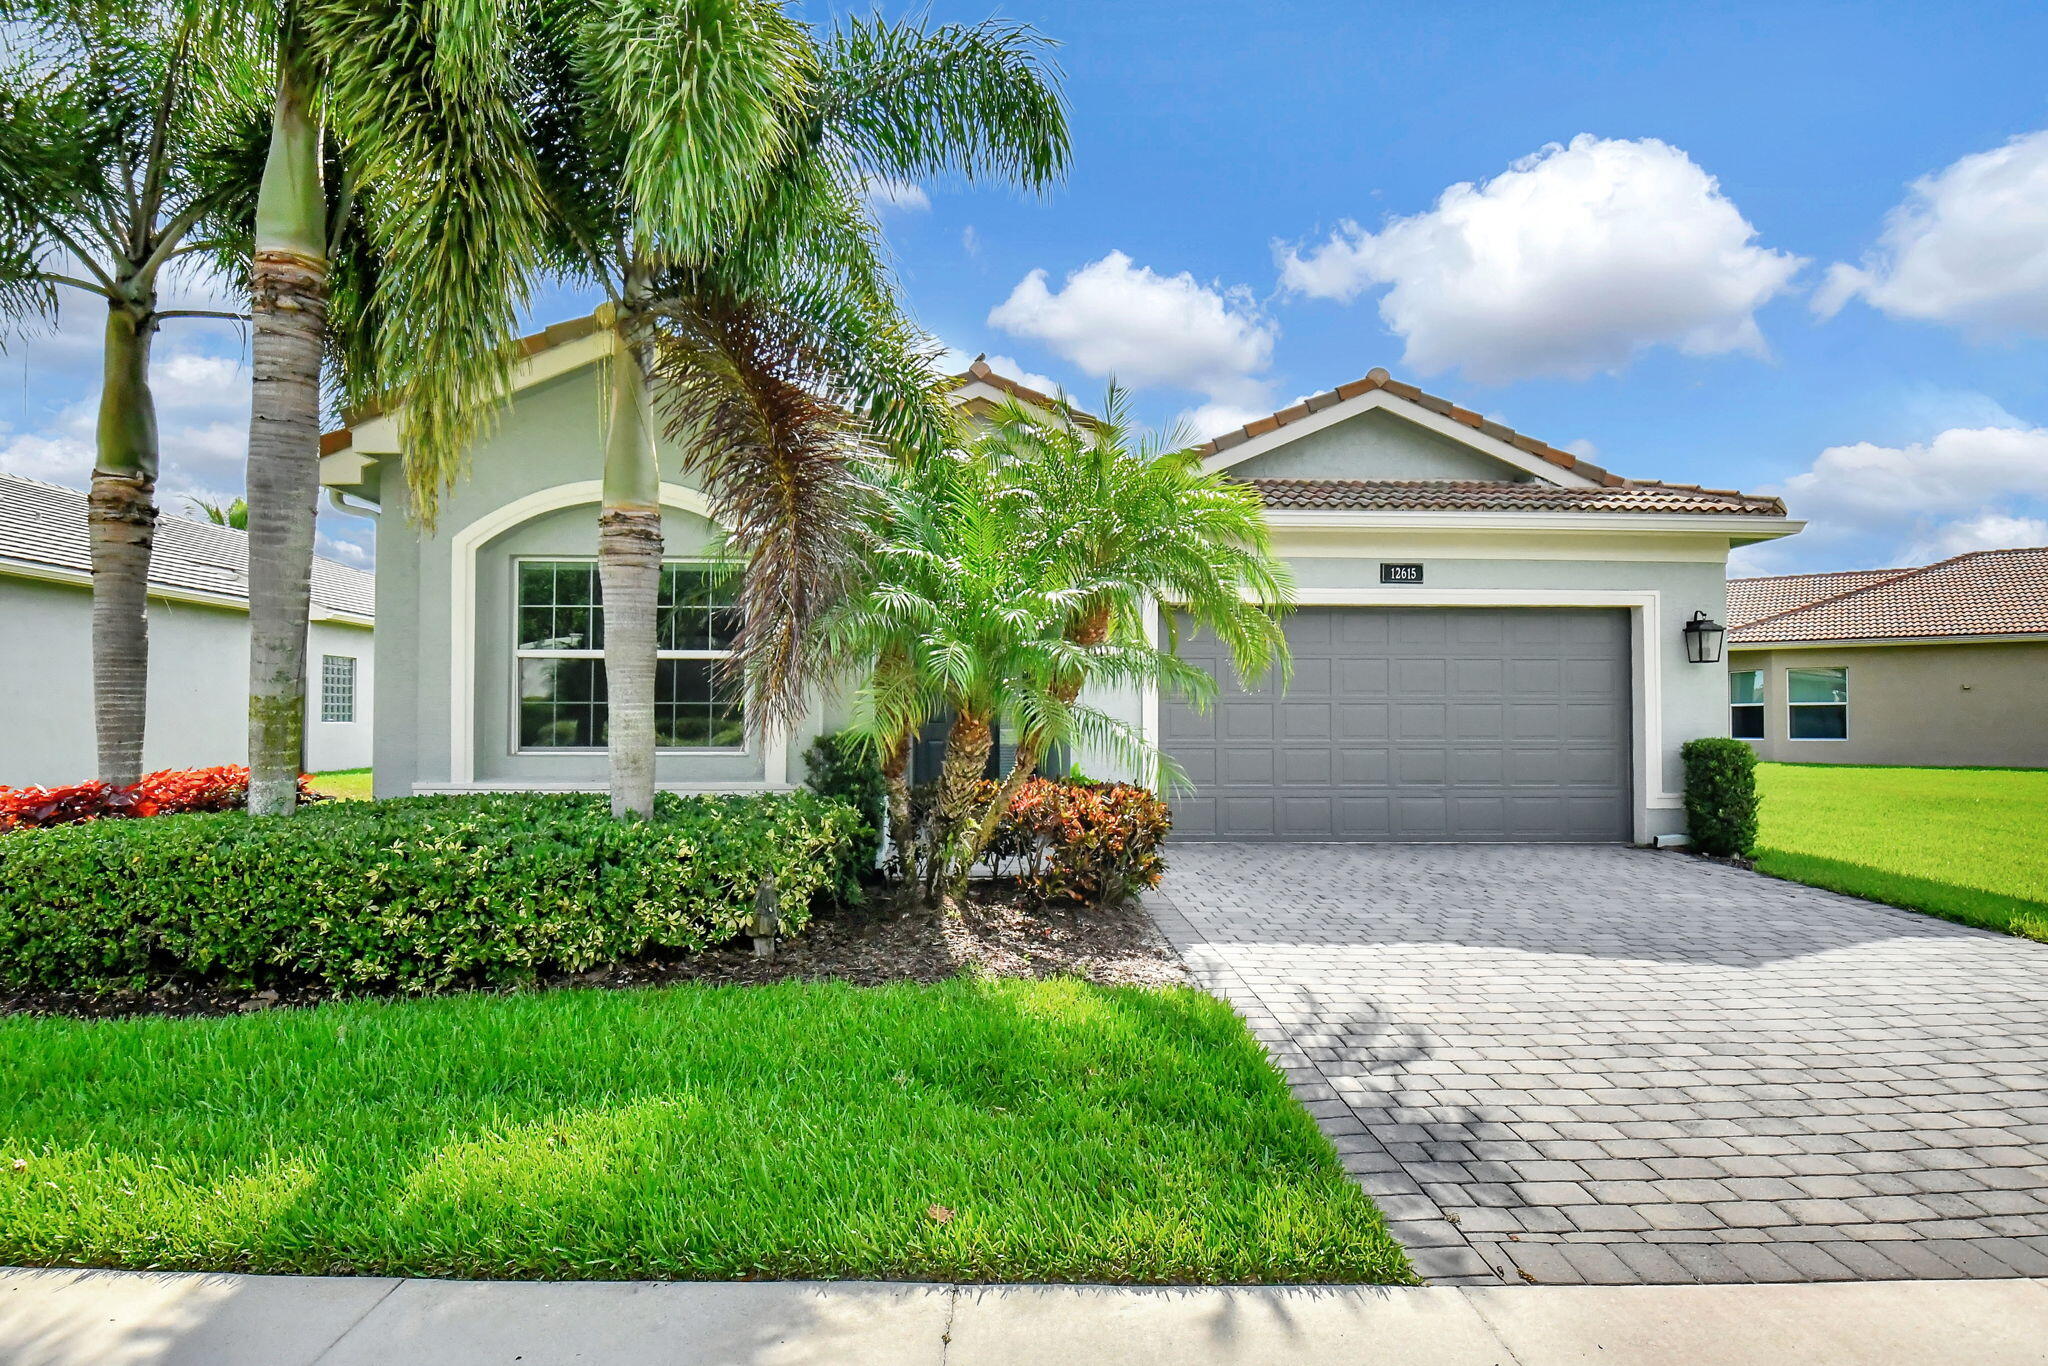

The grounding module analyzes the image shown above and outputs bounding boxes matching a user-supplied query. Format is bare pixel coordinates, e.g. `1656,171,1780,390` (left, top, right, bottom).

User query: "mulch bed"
0,883,1189,1021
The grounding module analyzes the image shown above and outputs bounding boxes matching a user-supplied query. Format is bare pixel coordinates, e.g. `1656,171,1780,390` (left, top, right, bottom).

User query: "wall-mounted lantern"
1683,610,1727,665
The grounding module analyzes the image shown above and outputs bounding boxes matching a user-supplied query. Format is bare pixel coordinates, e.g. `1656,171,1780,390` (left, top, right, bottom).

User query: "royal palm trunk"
88,304,160,789
599,344,662,819
243,64,327,816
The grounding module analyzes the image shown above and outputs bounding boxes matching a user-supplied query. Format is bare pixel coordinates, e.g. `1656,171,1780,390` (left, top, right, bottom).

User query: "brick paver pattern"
1152,844,2048,1287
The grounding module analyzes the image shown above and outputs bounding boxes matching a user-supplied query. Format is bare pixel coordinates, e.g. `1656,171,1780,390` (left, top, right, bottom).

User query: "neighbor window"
515,559,744,750
321,654,356,723
1729,669,1764,739
1786,666,1848,740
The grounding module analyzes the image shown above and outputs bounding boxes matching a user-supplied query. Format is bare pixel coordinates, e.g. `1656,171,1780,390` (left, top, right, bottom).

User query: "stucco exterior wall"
358,353,1756,843
0,575,372,786
1223,408,1532,482
1730,641,2048,768
371,363,831,798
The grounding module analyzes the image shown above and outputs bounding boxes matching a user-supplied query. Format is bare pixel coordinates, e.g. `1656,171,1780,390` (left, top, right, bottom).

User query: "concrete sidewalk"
2,1268,2045,1365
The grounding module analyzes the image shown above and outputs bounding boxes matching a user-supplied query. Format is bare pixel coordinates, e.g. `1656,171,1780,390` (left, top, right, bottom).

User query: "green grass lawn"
1754,762,2048,943
308,768,373,801
0,979,1410,1285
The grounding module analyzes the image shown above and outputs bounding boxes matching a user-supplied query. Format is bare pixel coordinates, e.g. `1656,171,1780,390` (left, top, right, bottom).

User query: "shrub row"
979,777,1172,905
0,791,868,996
0,765,316,831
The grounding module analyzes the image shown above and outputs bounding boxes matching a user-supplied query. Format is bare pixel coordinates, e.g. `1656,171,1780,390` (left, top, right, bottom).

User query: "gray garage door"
1163,607,1632,841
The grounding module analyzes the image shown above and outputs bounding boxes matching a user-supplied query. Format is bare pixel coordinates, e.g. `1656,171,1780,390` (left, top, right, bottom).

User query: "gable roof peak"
1195,365,1626,488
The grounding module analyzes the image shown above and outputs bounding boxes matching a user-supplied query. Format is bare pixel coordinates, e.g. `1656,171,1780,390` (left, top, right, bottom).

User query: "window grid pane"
1729,670,1763,706
1787,667,1847,705
1730,705,1764,739
321,655,356,723
516,559,744,750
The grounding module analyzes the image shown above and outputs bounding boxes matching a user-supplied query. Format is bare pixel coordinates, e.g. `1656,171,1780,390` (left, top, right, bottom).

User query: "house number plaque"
1379,563,1424,584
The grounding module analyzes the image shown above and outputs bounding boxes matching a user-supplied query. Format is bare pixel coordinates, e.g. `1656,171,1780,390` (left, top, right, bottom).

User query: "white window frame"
511,554,747,756
320,654,357,724
1729,668,1765,740
1785,665,1849,742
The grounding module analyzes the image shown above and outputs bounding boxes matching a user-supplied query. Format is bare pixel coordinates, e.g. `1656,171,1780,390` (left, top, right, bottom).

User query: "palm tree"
0,2,262,787
828,389,1295,907
232,0,550,814
964,386,1294,848
509,7,1068,819
187,495,249,528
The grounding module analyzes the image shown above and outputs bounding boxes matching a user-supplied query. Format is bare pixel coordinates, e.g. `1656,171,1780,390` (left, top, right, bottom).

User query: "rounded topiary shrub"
1681,737,1759,857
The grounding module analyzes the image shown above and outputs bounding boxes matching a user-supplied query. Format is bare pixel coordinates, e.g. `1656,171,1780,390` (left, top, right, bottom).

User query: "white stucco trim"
446,479,786,789
1145,587,1683,844
1201,388,1605,487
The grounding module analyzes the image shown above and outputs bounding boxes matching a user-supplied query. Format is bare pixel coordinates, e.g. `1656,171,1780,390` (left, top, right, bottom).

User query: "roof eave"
1261,508,1804,538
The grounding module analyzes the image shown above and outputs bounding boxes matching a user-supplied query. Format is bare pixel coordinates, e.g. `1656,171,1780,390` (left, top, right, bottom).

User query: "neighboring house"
1727,548,2048,768
320,317,1799,843
0,474,375,785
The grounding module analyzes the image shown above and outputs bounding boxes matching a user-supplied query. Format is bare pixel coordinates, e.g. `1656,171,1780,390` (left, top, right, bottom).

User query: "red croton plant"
0,766,319,831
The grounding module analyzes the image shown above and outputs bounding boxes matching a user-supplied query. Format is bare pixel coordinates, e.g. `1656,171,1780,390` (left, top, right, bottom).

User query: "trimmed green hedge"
1682,737,1759,857
0,792,868,996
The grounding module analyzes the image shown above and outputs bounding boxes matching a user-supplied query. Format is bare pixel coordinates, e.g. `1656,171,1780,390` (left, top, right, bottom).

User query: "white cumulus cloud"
1762,423,2048,567
861,176,930,214
1816,128,2048,335
988,251,1278,407
1277,134,1804,384
1905,511,2048,562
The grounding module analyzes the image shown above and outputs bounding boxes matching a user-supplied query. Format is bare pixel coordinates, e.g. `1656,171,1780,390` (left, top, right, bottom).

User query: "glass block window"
515,559,744,750
1787,666,1848,740
321,654,356,723
1729,669,1764,739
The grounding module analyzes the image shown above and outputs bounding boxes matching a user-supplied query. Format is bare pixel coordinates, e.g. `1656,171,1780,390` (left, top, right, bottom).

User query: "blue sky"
6,0,2048,574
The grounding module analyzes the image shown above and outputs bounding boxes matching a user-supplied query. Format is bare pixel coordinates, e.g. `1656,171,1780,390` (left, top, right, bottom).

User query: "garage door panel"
1176,746,1218,785
1451,746,1507,784
1338,746,1390,783
1338,658,1390,693
1222,703,1273,739
1395,703,1447,739
1449,703,1504,740
1334,795,1391,835
1282,702,1332,736
1222,795,1277,835
1164,606,1632,842
1278,796,1334,836
1278,746,1333,784
1452,657,1507,695
1337,702,1390,737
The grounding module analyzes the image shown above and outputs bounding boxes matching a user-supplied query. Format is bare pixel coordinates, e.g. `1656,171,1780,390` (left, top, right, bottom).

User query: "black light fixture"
1683,610,1727,665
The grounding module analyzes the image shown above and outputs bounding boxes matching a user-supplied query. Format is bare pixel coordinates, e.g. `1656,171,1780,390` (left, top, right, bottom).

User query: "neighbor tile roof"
0,474,374,620
1730,546,2048,644
1248,478,1786,517
1197,367,1628,486
1726,567,1913,629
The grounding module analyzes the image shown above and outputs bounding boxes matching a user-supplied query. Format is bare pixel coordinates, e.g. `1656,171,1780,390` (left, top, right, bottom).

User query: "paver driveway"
1153,844,2048,1287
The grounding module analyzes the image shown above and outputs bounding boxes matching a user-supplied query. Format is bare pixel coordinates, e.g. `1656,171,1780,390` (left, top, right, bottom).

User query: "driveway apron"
1153,843,2048,1286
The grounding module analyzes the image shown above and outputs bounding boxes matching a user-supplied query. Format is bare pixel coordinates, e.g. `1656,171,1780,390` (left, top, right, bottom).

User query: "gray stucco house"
1728,547,2048,768
0,474,375,786
319,317,1799,843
